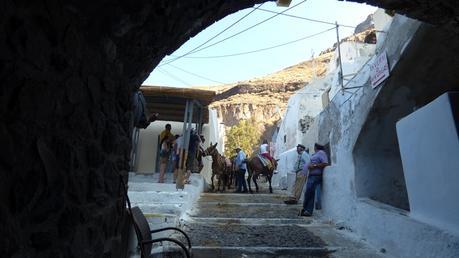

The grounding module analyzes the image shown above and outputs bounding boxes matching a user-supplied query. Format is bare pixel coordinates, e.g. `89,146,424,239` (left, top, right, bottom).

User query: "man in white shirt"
284,144,310,204
235,147,248,193
172,135,183,183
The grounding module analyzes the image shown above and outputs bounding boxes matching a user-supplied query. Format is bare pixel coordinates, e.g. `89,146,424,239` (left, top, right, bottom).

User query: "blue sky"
143,0,377,87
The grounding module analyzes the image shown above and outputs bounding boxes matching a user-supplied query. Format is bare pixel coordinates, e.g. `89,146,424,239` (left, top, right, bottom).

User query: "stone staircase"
178,190,388,258
127,174,387,258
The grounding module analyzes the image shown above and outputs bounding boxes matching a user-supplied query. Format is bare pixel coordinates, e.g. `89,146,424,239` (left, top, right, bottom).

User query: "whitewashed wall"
135,121,183,173
274,76,331,157
200,109,223,184
397,92,459,235
272,147,298,189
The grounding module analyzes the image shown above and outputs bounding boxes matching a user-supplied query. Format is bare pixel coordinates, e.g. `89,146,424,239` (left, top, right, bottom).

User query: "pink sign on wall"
370,51,390,88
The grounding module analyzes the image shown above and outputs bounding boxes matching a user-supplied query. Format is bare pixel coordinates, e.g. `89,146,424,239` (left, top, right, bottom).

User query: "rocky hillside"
210,52,333,130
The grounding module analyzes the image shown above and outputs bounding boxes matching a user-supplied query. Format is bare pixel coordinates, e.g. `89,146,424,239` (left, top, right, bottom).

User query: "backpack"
132,91,150,129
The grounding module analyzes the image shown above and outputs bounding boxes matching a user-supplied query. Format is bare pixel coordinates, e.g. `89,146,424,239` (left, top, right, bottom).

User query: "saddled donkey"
203,142,230,192
247,156,278,193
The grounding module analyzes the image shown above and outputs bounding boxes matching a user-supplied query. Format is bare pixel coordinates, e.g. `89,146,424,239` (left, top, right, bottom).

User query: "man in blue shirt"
235,147,248,193
300,143,329,216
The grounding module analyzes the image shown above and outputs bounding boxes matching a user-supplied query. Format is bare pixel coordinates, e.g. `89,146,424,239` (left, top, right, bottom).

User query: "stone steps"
175,190,386,258
189,246,332,258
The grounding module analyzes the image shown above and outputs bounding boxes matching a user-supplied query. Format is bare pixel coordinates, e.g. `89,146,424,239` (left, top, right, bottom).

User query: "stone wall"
397,92,459,235
0,1,266,257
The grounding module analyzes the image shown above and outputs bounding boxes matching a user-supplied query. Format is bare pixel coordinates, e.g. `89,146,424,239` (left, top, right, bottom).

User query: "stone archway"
1,1,458,257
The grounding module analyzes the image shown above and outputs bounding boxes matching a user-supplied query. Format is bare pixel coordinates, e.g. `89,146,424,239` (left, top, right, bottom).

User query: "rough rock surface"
0,1,265,257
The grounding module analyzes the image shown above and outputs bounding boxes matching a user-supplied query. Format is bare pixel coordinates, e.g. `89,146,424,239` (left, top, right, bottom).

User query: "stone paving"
178,184,388,258
127,174,388,258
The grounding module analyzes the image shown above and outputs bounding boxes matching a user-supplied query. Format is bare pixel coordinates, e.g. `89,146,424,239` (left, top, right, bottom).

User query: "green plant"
225,118,261,157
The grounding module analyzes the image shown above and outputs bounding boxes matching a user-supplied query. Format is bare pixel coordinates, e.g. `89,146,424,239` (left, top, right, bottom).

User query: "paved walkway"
180,184,387,258
127,174,387,258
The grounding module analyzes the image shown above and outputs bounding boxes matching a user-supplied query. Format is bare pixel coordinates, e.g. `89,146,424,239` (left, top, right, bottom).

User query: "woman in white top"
259,139,273,164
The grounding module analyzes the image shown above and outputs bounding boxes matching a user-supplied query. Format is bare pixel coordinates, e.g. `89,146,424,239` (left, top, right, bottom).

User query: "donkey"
246,156,278,193
203,142,230,192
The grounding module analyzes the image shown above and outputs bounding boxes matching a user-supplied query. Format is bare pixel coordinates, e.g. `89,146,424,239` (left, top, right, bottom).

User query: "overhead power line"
156,68,191,87
174,26,335,59
159,0,308,67
158,3,265,67
256,7,356,29
166,63,227,85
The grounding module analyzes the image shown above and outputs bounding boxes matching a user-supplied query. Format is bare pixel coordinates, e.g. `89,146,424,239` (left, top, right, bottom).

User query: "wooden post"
335,22,344,95
176,100,194,190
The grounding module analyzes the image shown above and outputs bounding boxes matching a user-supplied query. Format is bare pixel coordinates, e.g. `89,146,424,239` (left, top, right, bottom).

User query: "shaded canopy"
140,85,216,123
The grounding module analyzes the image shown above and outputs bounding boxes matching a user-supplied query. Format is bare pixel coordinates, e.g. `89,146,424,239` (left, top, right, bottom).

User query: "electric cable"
156,68,192,87
256,7,356,28
158,3,265,67
166,63,227,85
172,26,335,59
158,0,308,67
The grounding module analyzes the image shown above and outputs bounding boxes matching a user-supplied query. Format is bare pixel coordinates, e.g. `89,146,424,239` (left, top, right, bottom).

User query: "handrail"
141,238,191,258
150,227,192,249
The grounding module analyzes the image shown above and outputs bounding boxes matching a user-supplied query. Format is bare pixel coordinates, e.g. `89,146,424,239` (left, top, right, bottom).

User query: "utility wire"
159,0,308,66
335,56,375,107
166,63,227,85
156,68,191,87
256,7,356,28
158,3,265,67
172,26,335,59
184,0,308,55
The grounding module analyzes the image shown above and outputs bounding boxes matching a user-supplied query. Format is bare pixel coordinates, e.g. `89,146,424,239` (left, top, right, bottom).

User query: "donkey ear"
213,142,218,147
209,142,213,147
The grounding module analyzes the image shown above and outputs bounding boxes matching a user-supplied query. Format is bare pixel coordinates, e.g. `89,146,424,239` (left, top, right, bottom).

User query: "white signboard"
370,51,390,88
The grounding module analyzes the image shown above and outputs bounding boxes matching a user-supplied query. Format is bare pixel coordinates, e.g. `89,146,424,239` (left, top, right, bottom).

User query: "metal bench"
120,175,192,258
128,206,192,258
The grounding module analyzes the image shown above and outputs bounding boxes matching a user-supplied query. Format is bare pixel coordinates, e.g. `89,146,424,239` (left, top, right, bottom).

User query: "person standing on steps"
158,124,174,183
284,144,310,204
234,147,248,193
172,134,181,184
197,135,206,173
300,143,329,217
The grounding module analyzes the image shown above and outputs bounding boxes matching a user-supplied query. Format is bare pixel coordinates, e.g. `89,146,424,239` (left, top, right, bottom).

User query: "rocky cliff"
210,52,333,131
